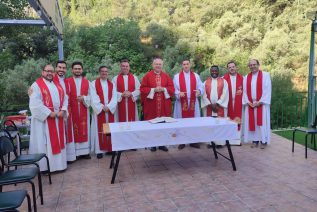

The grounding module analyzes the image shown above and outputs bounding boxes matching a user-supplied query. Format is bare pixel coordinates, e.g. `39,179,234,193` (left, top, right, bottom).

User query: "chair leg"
37,170,44,205
305,134,308,159
44,155,52,184
29,181,37,212
292,130,296,153
26,193,32,212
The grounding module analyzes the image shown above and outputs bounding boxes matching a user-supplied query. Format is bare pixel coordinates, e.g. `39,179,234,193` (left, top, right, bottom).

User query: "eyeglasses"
43,70,54,73
73,68,82,70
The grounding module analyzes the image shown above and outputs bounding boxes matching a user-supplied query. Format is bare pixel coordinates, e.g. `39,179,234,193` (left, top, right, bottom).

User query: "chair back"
312,115,317,128
3,120,18,133
0,134,16,171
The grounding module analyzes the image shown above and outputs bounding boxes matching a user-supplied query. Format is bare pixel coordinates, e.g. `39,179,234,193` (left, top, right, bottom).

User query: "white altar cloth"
109,117,240,151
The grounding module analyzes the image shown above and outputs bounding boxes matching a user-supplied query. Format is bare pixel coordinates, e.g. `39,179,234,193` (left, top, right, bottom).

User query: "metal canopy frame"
308,14,317,127
0,0,64,60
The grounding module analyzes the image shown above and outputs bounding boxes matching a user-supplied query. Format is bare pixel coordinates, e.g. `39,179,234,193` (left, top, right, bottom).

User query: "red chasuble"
223,73,243,126
64,78,73,143
116,73,136,122
95,78,114,151
66,77,89,143
246,71,263,131
179,71,196,118
140,70,175,120
36,78,65,154
205,77,224,117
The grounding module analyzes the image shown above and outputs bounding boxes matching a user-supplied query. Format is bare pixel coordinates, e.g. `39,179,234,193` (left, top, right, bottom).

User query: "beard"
211,74,218,78
73,72,82,77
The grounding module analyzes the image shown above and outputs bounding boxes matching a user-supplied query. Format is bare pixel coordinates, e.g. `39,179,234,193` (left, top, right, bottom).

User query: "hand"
103,105,109,112
77,96,84,102
28,87,33,96
179,92,186,98
56,111,64,118
248,102,254,108
253,101,262,107
154,86,164,92
194,90,200,97
49,112,56,118
122,91,132,98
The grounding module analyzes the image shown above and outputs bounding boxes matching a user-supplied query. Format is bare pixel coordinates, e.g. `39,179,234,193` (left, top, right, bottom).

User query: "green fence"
271,92,310,130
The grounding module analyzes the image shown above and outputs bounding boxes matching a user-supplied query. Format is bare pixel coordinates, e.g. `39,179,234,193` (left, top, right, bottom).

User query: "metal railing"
271,92,310,130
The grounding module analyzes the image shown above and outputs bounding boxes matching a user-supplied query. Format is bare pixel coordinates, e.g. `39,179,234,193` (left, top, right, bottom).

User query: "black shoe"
150,147,157,152
67,160,75,164
82,154,91,159
40,170,49,175
189,143,200,149
158,146,168,152
216,145,223,149
178,144,185,150
105,152,113,156
97,153,103,159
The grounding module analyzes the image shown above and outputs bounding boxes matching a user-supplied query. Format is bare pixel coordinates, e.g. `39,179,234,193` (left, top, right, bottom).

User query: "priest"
112,59,140,122
53,60,76,163
65,61,98,159
173,59,204,149
29,64,67,172
201,65,229,117
140,57,175,152
91,66,117,159
242,59,271,149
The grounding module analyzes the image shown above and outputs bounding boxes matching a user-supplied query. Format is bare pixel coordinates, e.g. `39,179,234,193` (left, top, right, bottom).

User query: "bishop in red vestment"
140,57,175,152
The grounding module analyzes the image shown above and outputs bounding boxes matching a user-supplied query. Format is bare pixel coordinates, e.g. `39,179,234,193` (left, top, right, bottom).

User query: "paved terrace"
3,133,317,212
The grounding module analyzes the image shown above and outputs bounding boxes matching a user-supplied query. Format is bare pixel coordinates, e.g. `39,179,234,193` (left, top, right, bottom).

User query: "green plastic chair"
2,129,52,184
0,190,32,212
0,135,43,212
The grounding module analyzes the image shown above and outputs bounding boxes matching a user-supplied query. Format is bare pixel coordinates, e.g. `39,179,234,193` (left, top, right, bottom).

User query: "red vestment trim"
246,71,263,131
67,77,89,142
36,78,65,154
224,73,243,130
205,77,224,117
116,74,136,122
95,78,114,151
179,71,196,118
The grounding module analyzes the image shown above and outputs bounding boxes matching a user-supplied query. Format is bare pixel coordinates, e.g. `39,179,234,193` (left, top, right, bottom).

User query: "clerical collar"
183,70,190,75
58,76,64,80
154,70,161,75
252,70,259,75
100,78,108,81
43,78,53,83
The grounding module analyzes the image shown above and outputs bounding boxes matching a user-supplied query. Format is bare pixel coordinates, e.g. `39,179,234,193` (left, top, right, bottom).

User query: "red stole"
116,74,136,122
67,77,89,142
36,78,65,154
179,71,196,118
95,78,114,151
205,77,224,117
246,71,263,131
223,73,243,128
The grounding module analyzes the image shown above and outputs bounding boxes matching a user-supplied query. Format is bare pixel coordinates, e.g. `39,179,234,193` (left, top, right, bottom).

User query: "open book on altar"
148,116,177,124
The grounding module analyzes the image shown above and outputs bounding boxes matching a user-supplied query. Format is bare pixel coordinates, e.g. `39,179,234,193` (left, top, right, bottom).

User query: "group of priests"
28,57,271,172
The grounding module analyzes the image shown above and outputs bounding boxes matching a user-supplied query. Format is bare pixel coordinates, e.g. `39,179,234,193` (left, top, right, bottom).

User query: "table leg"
226,140,236,171
211,142,218,159
111,151,122,184
109,151,116,169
